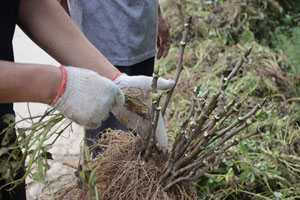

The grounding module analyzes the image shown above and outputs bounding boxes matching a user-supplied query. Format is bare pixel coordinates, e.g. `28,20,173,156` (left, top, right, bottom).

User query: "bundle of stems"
40,16,268,199
144,16,266,191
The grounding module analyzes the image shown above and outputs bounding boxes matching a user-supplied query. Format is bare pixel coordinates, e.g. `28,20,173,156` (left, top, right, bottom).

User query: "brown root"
56,130,197,200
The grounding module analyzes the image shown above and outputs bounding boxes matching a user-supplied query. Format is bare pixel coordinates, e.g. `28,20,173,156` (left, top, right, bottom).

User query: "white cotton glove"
112,74,175,148
114,74,175,93
52,66,124,128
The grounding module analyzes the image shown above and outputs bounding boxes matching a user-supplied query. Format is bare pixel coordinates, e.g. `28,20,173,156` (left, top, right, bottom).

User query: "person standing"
62,0,171,153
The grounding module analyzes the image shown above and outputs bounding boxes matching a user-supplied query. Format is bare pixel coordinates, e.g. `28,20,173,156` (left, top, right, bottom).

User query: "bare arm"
0,61,125,128
0,61,61,104
17,0,119,79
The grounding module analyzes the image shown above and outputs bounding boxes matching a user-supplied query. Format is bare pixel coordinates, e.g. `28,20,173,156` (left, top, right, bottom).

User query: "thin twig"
163,154,236,190
144,66,161,159
63,161,78,170
161,16,192,116
144,97,162,159
57,183,79,200
207,98,266,146
175,99,237,169
221,46,252,91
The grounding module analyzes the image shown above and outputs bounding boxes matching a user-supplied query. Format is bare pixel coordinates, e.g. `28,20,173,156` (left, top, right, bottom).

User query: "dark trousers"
0,104,27,200
86,57,155,155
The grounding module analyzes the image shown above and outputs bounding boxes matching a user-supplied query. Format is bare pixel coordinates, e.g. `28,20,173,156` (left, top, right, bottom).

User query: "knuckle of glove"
116,74,175,92
157,78,175,90
115,74,152,94
54,66,123,128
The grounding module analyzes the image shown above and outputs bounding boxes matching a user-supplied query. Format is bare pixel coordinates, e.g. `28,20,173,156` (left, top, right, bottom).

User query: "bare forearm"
0,61,61,104
17,0,119,79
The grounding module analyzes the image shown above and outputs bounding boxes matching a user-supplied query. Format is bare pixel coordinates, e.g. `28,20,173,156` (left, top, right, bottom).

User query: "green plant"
0,108,71,192
273,27,300,76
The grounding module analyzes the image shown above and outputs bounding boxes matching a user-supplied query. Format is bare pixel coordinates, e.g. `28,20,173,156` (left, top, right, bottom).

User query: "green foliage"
160,0,300,199
271,12,300,95
0,108,71,193
2,0,299,198
273,26,300,76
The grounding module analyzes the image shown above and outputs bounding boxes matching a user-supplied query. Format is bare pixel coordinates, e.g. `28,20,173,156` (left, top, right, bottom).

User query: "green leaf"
94,185,99,200
41,144,53,153
3,168,11,180
239,170,250,181
225,160,234,167
43,163,51,171
250,172,255,183
283,15,292,24
216,175,224,183
282,190,288,198
240,143,248,154
88,166,99,187
2,114,15,125
225,168,233,183
79,170,87,185
169,45,179,53
0,147,9,157
32,172,42,181
88,172,96,187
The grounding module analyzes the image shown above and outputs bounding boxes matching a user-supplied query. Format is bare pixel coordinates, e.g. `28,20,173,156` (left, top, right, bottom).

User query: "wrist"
30,65,62,105
39,66,63,105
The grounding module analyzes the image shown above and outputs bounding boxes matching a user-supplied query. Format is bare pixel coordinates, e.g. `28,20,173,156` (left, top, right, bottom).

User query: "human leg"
131,57,154,76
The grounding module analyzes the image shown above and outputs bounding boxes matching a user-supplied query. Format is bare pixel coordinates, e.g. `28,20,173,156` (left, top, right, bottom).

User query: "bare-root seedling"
57,16,266,200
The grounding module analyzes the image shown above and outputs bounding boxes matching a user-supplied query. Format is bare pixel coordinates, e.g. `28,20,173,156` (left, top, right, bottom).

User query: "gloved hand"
52,66,124,128
112,73,175,148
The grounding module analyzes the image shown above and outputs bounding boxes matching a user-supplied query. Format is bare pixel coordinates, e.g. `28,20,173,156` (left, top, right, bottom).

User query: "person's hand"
157,10,170,59
52,66,124,128
113,73,174,93
112,74,175,148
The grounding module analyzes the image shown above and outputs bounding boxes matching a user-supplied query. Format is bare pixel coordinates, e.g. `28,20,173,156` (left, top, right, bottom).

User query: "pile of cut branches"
56,17,266,200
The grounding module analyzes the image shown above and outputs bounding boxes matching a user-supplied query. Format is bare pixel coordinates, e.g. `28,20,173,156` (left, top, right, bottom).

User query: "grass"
273,26,300,76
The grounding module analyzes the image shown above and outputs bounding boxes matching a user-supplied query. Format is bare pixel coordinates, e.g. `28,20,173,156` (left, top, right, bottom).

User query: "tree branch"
161,16,192,116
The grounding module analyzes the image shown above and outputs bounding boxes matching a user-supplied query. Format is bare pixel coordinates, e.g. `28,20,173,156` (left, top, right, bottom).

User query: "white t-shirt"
67,0,158,66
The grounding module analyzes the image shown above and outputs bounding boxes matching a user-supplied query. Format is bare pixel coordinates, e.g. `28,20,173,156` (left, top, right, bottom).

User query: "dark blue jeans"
85,57,155,156
0,103,26,200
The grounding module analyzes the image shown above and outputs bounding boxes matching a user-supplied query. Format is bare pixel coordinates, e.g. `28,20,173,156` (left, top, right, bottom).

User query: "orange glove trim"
111,72,123,81
51,66,67,106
